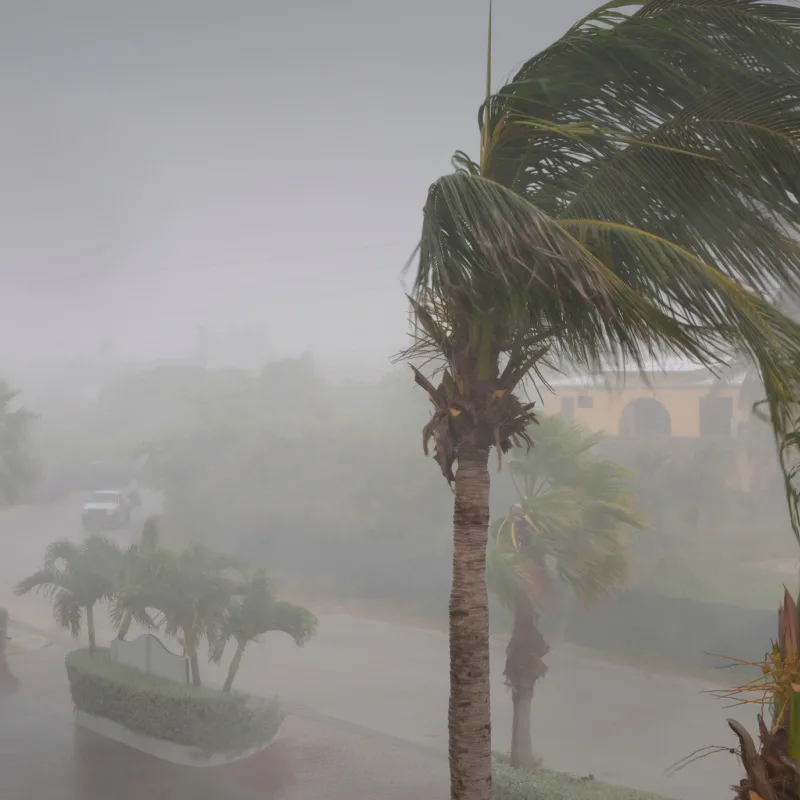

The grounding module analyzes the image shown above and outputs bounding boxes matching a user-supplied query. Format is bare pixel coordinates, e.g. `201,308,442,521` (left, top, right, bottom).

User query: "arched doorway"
619,397,672,436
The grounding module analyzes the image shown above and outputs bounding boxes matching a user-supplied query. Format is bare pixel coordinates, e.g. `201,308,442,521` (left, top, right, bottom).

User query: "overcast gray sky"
0,0,597,367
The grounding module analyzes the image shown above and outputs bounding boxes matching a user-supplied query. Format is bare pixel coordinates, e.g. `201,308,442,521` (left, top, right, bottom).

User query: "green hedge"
65,648,283,755
492,763,675,800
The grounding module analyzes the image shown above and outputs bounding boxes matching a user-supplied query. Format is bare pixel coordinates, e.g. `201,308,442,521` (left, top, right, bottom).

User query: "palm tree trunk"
505,592,549,769
86,604,96,654
449,443,492,800
116,611,132,641
0,608,18,693
185,633,201,687
223,643,245,693
510,687,535,768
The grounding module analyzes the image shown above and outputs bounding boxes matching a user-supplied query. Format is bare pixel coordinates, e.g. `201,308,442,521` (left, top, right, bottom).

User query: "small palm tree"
110,516,168,641
15,535,122,653
210,569,317,693
487,416,644,768
145,544,241,686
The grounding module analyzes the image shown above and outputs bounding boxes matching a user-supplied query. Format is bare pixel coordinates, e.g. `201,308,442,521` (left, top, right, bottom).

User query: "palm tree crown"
409,1,800,479
140,544,241,686
15,535,121,651
489,415,644,608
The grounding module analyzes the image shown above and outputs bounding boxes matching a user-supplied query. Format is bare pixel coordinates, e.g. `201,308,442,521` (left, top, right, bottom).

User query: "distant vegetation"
12,357,796,666
0,379,38,504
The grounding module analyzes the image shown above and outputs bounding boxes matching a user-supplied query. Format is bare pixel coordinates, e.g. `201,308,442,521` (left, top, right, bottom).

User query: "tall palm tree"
486,416,644,768
15,535,121,653
209,569,317,693
404,3,800,797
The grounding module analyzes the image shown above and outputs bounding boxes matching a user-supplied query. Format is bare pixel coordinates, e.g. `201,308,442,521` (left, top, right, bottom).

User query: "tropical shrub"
715,589,800,800
65,648,283,755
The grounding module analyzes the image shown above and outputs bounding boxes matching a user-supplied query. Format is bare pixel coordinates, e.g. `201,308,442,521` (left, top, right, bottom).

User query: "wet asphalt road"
0,496,755,800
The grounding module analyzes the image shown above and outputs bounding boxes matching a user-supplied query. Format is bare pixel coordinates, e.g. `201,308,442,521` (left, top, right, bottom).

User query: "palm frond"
14,568,68,599
52,590,82,638
490,415,642,607
43,539,80,571
272,601,318,646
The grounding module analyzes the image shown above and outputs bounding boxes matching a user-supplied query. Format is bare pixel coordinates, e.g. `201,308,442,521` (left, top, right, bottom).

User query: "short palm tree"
110,516,169,641
145,544,240,686
210,569,317,693
15,535,122,653
404,3,800,797
487,416,644,768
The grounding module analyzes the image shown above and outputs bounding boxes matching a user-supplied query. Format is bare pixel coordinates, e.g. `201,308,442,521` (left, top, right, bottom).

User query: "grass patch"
65,648,283,755
492,761,675,799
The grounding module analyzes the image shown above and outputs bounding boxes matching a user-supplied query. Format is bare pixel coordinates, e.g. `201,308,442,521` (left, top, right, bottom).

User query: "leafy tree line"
23,355,794,589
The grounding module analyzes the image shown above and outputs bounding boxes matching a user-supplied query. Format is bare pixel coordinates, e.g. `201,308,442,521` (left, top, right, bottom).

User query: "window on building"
561,397,575,423
577,395,593,409
699,395,733,437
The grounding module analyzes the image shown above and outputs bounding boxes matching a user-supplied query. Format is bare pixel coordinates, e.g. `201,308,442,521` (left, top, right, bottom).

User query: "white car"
82,490,134,532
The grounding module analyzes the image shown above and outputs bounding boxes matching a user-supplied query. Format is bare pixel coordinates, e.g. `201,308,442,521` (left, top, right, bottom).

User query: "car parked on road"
81,490,135,532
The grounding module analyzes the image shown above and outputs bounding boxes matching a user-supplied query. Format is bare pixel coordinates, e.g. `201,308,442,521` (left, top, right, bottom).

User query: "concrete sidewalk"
0,644,447,800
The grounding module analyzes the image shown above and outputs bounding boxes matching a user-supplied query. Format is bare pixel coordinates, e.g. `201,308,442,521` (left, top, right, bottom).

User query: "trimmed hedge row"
492,763,674,800
65,648,283,755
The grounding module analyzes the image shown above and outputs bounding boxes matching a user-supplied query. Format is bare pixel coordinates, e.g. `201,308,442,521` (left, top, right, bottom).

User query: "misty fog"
0,0,596,366
1,3,798,800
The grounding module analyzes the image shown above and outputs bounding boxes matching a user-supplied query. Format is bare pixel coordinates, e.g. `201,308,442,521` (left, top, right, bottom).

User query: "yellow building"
537,359,748,440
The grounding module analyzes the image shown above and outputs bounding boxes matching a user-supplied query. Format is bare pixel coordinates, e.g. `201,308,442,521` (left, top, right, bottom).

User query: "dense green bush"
65,648,283,755
492,763,674,800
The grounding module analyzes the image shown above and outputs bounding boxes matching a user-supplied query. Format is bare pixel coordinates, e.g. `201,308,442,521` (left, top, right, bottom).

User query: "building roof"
544,357,747,389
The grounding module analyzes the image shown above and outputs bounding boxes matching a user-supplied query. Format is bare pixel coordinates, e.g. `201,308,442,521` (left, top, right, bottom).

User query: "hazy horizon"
0,0,597,367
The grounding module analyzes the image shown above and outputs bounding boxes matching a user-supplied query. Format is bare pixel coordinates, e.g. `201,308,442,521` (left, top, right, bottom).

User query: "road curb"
3,610,74,648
